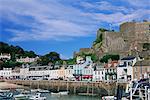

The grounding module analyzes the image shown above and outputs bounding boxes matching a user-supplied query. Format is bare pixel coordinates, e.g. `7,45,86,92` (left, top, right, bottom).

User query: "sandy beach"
0,82,26,89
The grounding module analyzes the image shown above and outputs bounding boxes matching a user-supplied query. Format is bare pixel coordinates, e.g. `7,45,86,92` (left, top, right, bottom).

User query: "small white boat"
59,91,69,95
14,94,29,100
38,89,50,93
22,90,31,94
102,96,116,100
0,89,10,93
31,89,39,93
29,93,46,100
51,91,69,95
31,89,50,93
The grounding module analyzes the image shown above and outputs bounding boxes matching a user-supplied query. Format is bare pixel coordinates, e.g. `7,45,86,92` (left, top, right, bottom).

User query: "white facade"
20,68,30,79
65,68,74,78
0,68,12,78
117,57,137,83
0,53,11,60
49,70,58,79
93,68,105,82
16,56,39,63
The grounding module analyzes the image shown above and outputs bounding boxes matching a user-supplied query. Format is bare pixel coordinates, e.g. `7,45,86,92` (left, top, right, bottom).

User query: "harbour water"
43,93,101,100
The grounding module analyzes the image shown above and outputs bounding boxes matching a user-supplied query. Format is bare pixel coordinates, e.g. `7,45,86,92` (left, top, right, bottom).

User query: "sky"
0,0,150,59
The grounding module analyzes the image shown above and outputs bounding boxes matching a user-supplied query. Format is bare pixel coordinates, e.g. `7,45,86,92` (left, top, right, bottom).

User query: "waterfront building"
117,56,137,83
64,68,74,80
20,68,30,79
133,60,150,80
16,56,39,63
12,68,20,79
0,53,11,60
73,56,94,81
93,67,105,82
82,65,94,81
57,67,65,79
104,61,118,82
0,68,12,79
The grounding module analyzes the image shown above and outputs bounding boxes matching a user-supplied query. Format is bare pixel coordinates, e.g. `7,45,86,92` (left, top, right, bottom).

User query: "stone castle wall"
97,21,150,57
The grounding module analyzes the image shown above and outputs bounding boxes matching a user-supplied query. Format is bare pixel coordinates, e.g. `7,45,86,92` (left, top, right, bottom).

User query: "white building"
20,68,30,79
64,68,74,80
117,56,137,83
73,56,94,81
0,53,11,60
93,68,105,82
104,61,118,82
0,68,12,78
16,56,39,63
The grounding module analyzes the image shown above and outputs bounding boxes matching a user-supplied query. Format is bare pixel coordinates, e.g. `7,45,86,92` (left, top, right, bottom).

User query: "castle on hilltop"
75,21,150,60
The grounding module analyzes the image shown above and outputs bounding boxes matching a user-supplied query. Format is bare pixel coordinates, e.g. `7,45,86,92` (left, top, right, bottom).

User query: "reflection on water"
43,93,101,100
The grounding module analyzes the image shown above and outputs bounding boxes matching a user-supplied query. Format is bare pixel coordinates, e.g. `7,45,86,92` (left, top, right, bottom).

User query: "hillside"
0,42,37,60
0,42,75,68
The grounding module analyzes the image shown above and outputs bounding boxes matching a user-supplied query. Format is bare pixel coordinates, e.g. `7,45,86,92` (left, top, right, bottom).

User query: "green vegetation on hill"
0,42,38,69
0,42,37,60
66,58,76,65
143,43,150,50
93,33,103,45
37,52,61,66
100,54,120,63
0,60,22,69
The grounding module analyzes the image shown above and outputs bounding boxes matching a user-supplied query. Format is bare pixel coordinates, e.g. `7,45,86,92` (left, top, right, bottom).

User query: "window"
124,69,127,73
145,68,147,72
110,69,112,72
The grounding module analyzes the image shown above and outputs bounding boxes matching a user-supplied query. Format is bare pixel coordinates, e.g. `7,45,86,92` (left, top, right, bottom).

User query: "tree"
100,54,120,63
45,52,60,63
66,58,76,65
23,51,37,58
37,56,50,65
143,43,150,50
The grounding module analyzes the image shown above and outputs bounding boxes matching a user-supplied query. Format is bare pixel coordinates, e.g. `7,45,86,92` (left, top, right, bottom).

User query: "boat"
59,91,69,95
51,91,69,95
102,96,116,100
31,89,50,93
38,89,50,93
31,89,39,93
14,94,29,100
29,93,46,100
121,78,150,100
0,89,10,93
0,93,13,99
22,90,31,94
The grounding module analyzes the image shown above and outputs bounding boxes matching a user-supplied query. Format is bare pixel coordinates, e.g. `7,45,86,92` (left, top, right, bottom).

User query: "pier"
5,80,116,96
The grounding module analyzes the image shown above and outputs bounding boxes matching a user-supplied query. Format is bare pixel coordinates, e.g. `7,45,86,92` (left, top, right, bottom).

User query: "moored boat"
31,89,50,93
51,91,69,95
102,96,116,100
29,93,46,100
14,94,29,100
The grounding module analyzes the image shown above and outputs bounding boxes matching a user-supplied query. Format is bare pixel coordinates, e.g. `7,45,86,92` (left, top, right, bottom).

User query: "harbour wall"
5,80,117,96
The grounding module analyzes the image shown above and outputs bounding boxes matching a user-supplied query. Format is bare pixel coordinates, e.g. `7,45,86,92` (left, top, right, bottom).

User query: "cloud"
86,9,150,25
80,1,132,13
0,0,149,41
1,0,96,41
125,0,150,8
